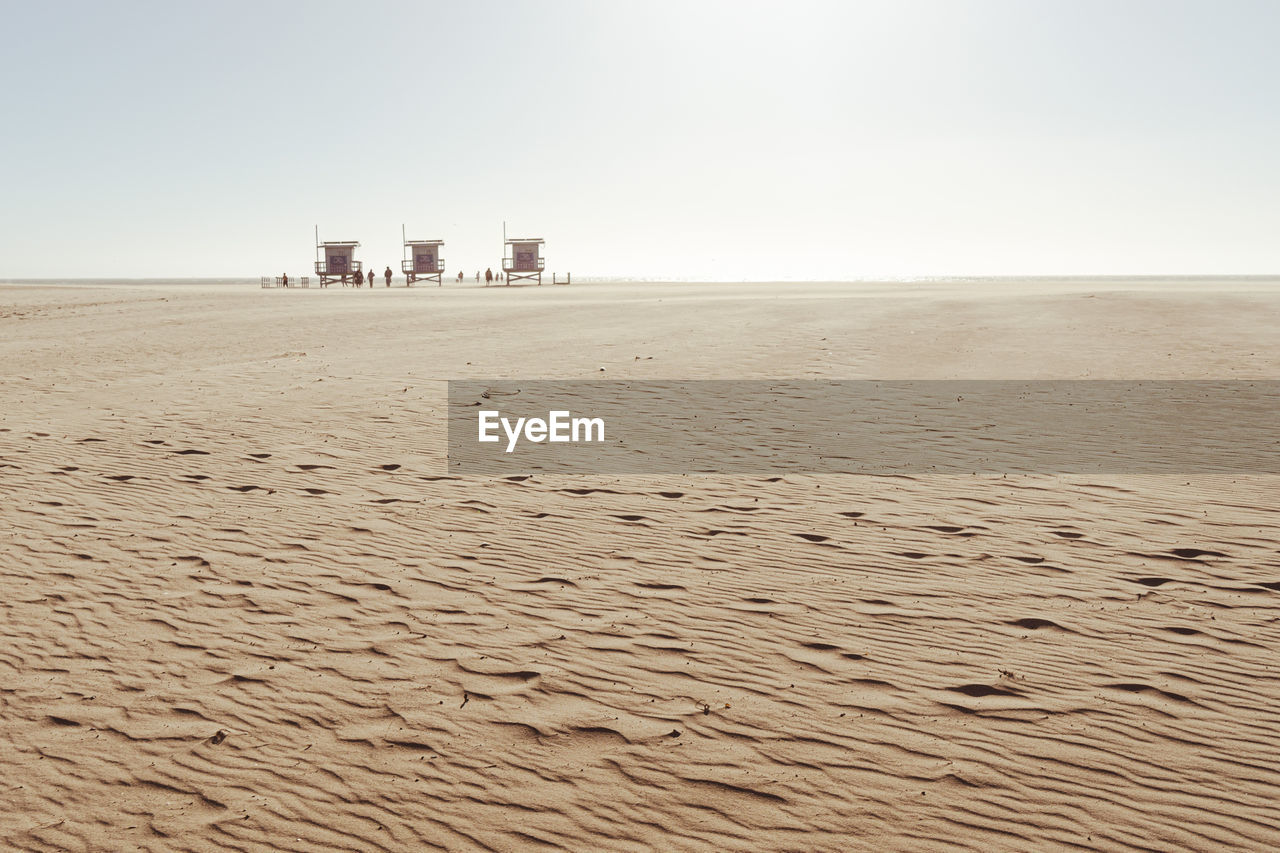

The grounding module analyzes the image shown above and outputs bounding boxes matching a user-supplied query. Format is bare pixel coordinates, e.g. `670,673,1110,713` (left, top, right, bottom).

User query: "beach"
1,279,1278,851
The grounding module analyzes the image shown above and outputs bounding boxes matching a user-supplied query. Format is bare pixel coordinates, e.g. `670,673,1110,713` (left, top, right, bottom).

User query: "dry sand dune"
1,280,1278,851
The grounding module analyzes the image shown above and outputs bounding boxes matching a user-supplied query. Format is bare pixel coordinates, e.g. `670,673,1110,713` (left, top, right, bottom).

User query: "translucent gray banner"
446,380,1279,475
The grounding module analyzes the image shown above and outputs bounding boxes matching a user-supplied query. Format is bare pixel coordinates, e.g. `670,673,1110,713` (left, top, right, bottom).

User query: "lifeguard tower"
314,229,362,287
502,236,545,286
401,228,445,286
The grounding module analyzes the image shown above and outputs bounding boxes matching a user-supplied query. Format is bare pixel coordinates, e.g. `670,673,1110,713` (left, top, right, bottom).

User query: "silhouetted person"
367,269,374,287
384,266,393,287
485,267,493,284
282,272,288,288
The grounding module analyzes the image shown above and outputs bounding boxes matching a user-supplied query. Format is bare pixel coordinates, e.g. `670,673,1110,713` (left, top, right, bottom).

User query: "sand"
0,279,1277,851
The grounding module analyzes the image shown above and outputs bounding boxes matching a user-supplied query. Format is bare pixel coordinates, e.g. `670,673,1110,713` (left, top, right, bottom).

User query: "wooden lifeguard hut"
502,231,545,286
401,227,444,286
314,228,362,287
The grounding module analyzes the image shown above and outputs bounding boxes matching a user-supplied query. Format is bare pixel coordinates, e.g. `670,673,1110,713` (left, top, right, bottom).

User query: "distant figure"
475,271,480,282
282,272,288,288
384,266,393,287
457,270,463,282
485,267,493,285
367,269,375,287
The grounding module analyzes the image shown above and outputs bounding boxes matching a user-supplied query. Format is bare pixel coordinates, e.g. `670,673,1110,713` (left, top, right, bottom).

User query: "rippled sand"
1,280,1278,851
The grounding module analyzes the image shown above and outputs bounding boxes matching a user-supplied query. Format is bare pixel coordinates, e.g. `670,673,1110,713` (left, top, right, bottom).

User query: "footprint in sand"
1169,548,1228,560
949,683,1020,698
1008,617,1069,631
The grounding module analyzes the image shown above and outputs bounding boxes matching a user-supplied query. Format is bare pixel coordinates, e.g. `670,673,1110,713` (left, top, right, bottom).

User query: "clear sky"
2,0,1278,279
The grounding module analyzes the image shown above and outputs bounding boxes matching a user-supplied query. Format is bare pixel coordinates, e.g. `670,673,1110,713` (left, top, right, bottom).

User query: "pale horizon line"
4,273,1280,284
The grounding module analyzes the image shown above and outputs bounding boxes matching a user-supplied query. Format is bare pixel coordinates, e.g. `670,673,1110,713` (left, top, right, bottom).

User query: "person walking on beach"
367,269,375,287
282,272,288,288
384,266,393,287
485,267,493,285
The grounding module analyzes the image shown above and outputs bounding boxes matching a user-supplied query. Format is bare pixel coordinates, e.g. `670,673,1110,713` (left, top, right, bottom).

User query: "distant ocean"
1,278,261,287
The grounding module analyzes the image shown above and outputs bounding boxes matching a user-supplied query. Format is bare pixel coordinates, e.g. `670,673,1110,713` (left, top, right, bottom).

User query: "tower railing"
502,257,545,273
315,260,363,276
402,259,446,274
